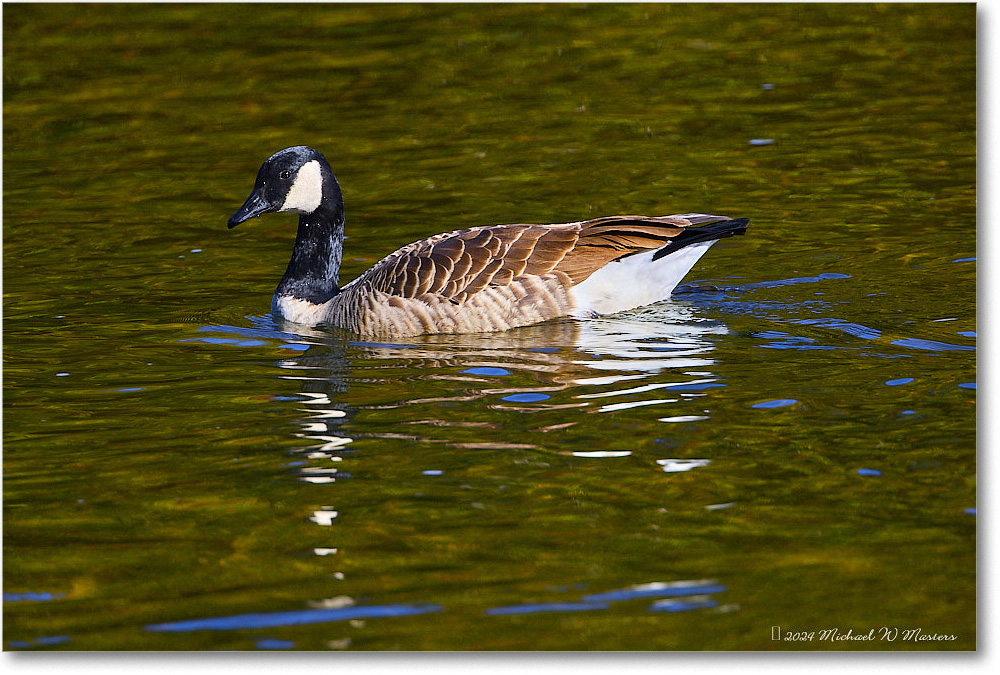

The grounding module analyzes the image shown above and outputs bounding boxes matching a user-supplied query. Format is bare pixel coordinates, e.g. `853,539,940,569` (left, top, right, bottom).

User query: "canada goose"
228,146,748,338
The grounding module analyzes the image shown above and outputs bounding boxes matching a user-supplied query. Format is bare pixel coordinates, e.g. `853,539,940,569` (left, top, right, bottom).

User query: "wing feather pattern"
354,214,735,303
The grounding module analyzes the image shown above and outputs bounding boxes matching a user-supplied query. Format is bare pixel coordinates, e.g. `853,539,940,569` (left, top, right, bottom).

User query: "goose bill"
228,189,275,229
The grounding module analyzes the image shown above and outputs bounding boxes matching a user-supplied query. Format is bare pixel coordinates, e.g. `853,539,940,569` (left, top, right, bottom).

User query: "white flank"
570,239,716,317
272,294,328,325
280,160,323,214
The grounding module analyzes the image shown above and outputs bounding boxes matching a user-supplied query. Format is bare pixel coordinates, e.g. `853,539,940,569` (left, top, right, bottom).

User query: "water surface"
3,3,975,651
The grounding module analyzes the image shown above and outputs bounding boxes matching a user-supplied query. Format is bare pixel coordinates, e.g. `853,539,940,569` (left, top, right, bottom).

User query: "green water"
3,3,975,651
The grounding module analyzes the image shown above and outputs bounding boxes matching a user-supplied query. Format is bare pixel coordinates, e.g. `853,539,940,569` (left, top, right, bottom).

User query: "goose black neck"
276,209,345,305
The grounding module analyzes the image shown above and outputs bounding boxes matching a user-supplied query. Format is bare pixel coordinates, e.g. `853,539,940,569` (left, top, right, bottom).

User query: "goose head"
228,146,343,228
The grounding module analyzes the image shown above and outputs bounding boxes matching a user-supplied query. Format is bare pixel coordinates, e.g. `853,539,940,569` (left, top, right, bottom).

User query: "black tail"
652,218,749,261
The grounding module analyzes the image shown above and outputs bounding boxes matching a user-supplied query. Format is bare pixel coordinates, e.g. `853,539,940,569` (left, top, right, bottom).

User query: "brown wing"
358,224,579,301
354,214,731,300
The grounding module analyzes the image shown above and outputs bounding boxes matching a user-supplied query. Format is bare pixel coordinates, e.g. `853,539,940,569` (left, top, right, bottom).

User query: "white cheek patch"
280,160,323,214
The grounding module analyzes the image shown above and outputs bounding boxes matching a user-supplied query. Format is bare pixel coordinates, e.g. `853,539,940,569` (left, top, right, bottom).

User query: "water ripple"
582,580,727,602
485,601,610,616
145,602,444,632
890,338,975,352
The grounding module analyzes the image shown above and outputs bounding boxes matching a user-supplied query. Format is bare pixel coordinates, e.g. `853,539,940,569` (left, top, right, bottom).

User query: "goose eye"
279,170,292,180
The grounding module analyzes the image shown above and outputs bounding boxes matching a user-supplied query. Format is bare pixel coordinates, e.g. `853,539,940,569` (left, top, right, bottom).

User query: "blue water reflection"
485,579,728,616
582,581,727,602
734,272,852,289
649,597,719,613
502,393,551,403
751,399,798,409
145,603,443,632
3,592,66,602
890,338,975,352
788,318,881,340
463,367,512,376
6,635,71,649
